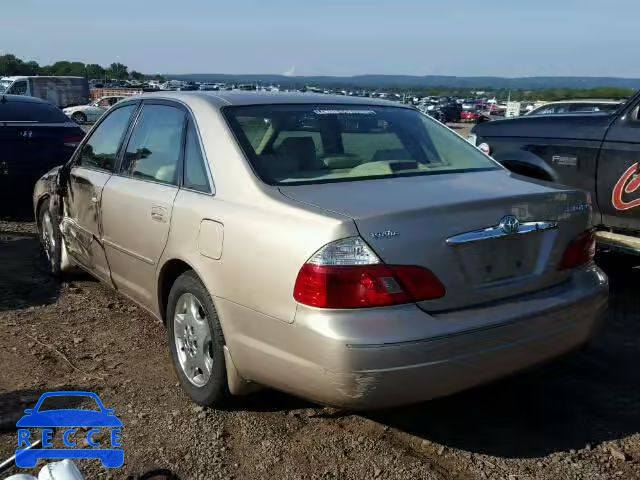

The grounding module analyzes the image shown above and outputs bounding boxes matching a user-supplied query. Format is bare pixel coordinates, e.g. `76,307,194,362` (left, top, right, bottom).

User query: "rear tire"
72,111,87,124
166,271,230,407
38,198,63,276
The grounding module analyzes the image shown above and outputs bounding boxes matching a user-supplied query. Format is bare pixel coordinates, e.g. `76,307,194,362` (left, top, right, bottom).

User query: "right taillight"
63,134,84,148
558,231,596,270
293,237,445,309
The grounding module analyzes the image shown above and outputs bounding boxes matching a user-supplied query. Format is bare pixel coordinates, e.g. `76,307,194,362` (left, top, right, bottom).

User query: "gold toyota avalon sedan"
33,92,608,409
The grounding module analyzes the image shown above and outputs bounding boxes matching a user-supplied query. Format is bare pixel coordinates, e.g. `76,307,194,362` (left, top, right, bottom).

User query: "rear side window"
122,104,186,186
0,100,70,123
183,122,211,193
77,105,136,171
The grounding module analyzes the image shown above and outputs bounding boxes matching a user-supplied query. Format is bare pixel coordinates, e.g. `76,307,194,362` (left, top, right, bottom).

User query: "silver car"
33,92,608,409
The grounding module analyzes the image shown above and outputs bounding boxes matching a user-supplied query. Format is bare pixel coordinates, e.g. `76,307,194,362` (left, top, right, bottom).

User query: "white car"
526,100,622,116
63,96,126,124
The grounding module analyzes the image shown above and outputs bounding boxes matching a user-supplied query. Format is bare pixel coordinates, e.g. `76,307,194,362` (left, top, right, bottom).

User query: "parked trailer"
0,76,89,108
89,88,143,100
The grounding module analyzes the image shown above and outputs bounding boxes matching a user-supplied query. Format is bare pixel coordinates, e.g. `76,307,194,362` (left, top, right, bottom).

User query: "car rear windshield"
224,104,499,185
0,99,71,123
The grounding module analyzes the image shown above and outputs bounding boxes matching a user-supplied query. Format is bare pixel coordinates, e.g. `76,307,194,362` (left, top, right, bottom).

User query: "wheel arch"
157,258,197,324
157,257,224,328
34,194,50,234
157,257,255,396
493,150,559,182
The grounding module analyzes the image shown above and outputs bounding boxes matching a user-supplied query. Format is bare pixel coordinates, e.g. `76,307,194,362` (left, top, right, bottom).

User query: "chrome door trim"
446,221,558,245
102,237,155,265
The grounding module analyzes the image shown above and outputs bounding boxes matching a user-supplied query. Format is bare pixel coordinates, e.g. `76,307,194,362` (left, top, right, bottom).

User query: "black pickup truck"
471,92,640,255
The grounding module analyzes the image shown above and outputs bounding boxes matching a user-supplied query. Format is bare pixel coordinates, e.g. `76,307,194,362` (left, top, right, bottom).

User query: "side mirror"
24,408,34,414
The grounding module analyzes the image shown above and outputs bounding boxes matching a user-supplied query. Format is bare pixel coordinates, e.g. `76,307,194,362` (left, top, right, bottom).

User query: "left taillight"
293,237,445,309
63,134,84,148
558,231,596,270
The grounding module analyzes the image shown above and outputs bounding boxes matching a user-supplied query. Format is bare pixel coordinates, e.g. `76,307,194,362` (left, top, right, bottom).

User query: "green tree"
23,60,41,75
107,62,128,80
130,70,145,81
48,61,86,76
0,54,24,75
85,63,106,79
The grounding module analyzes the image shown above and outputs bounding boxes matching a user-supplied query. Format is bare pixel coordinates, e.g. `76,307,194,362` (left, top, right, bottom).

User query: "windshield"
224,104,499,185
529,102,621,115
0,79,12,93
37,395,101,412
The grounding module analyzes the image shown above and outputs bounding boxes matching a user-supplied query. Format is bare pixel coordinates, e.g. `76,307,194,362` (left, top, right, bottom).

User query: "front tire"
38,198,63,276
167,271,230,406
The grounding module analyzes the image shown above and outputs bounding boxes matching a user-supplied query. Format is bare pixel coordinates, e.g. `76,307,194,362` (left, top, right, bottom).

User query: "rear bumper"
222,266,608,410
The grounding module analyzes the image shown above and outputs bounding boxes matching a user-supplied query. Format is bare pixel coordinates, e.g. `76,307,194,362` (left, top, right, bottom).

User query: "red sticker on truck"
612,163,640,211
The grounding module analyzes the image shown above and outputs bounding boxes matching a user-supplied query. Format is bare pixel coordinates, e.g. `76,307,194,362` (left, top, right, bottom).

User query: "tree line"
396,86,636,102
0,53,635,101
0,53,165,81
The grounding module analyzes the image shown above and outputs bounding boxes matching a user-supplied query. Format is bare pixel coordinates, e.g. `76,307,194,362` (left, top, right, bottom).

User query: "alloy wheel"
173,293,214,387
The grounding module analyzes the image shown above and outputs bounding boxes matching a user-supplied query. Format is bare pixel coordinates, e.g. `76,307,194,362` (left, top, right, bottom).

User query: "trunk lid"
0,123,80,180
280,170,591,311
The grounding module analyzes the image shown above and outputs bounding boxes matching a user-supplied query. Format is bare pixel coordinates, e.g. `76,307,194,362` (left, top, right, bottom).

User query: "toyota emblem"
499,215,520,235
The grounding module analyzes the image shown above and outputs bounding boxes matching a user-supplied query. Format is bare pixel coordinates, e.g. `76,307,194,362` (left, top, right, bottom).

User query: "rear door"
100,101,186,308
61,103,138,282
596,102,640,232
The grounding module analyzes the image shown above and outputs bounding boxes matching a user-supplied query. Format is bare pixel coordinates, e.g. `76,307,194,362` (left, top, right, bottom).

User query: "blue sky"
1,0,636,77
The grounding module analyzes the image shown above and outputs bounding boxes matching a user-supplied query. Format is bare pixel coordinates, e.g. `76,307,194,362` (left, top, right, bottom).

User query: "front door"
597,103,640,232
100,102,186,309
61,103,137,282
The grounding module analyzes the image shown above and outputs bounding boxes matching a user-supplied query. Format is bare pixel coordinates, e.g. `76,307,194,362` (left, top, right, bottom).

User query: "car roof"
2,76,85,81
129,91,414,109
0,94,53,104
37,390,100,399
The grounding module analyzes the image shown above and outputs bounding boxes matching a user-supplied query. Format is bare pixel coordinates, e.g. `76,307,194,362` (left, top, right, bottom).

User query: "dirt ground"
1,208,640,479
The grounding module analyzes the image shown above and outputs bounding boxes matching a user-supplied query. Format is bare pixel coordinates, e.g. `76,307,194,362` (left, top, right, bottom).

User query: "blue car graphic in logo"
15,391,124,468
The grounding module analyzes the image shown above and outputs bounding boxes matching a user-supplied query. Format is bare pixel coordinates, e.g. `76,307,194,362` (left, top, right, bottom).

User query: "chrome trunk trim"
446,220,558,245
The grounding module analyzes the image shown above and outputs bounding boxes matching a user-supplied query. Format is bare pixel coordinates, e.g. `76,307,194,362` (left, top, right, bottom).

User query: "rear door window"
121,104,186,186
77,104,136,171
183,121,211,193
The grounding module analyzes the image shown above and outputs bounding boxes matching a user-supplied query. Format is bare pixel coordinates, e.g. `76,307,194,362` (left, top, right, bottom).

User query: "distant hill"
167,73,640,90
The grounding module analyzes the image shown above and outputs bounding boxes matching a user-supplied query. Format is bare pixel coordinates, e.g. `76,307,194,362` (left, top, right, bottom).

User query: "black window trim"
114,99,188,189
68,100,142,174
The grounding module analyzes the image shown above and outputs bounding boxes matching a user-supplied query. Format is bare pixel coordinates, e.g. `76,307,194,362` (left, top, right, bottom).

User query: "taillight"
63,134,84,148
293,237,445,308
558,231,596,270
